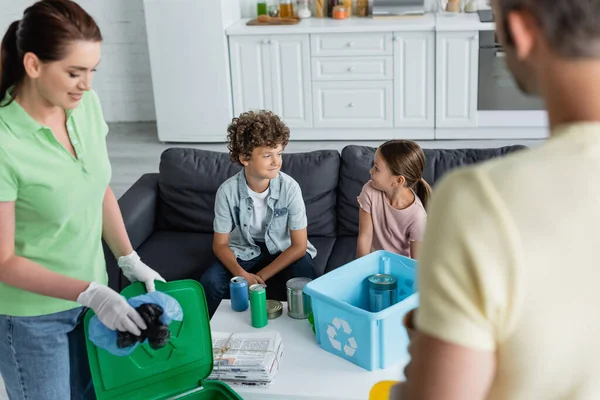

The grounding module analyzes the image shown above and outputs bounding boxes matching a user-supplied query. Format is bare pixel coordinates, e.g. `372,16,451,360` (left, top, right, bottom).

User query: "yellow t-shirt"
417,122,600,400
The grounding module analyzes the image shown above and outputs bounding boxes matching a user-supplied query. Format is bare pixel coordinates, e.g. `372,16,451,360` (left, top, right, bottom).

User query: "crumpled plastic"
88,291,183,356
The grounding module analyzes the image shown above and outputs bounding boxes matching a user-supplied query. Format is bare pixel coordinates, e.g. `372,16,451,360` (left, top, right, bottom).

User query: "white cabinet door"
393,31,434,127
269,35,313,128
229,36,272,116
435,31,479,128
313,81,394,128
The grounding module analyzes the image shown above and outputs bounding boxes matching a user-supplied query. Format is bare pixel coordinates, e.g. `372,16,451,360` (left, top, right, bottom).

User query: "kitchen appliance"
478,31,544,111
477,9,493,22
372,0,425,17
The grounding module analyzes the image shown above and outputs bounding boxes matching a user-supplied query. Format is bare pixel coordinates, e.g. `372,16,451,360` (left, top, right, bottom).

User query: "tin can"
230,276,249,312
286,277,312,319
249,284,268,328
266,299,283,319
368,274,398,312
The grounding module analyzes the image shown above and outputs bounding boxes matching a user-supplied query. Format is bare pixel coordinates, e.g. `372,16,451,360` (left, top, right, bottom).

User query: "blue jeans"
201,242,317,316
0,307,95,400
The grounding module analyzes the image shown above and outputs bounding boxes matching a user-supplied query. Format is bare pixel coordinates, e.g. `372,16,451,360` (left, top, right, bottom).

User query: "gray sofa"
104,144,526,298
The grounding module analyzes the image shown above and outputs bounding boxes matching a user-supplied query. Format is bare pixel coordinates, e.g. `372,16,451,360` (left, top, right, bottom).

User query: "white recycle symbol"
326,317,358,357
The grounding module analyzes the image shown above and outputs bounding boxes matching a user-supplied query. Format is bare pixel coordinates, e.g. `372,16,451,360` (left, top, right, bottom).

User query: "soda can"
230,276,249,312
368,274,398,312
249,284,268,328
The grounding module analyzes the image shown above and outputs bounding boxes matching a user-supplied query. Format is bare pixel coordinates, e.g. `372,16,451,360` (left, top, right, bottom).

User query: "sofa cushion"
157,148,340,237
132,231,333,292
281,151,340,237
337,145,527,236
132,231,216,290
309,236,336,276
157,148,241,233
325,236,357,274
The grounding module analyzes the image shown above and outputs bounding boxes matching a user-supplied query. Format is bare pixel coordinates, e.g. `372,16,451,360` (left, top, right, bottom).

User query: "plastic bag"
88,291,184,356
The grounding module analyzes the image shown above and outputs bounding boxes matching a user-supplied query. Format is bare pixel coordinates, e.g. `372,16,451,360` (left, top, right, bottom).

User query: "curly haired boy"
200,111,317,315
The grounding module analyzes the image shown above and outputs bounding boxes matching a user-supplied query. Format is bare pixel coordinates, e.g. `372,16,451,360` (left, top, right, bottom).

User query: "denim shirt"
213,169,317,261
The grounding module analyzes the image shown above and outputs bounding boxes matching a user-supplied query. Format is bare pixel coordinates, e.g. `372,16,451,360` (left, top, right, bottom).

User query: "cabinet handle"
346,41,354,47
347,66,355,72
348,102,354,108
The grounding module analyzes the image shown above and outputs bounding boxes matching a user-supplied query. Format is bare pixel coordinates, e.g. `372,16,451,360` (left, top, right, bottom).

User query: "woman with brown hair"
356,140,431,260
0,1,164,398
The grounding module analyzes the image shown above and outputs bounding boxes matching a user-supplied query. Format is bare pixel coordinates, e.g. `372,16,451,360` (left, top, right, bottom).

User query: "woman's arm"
0,201,89,301
357,208,374,258
102,186,134,258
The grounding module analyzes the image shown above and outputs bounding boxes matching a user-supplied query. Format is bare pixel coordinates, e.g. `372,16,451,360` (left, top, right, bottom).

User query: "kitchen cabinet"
393,31,435,128
229,34,312,128
435,31,479,128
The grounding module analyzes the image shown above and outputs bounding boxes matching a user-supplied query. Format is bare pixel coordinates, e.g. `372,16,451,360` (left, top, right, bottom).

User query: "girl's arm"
410,240,421,260
357,208,374,258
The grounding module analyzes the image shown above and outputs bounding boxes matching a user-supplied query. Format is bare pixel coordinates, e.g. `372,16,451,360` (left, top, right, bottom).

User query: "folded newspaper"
207,331,284,386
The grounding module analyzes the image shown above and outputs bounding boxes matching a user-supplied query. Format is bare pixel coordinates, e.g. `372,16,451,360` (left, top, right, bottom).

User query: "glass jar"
280,0,294,18
257,1,268,16
297,0,312,18
332,5,348,19
356,0,368,17
314,0,325,17
341,0,353,17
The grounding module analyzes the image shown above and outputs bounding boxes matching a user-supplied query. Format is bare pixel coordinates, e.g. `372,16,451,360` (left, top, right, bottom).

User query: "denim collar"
238,168,281,201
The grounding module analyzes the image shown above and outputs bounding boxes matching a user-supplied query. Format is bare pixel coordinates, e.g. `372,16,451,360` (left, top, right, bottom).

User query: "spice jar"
341,0,353,17
279,0,294,18
332,5,347,19
356,0,368,16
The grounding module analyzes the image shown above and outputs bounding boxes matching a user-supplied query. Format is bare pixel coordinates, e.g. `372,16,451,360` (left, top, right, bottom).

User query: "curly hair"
226,110,290,164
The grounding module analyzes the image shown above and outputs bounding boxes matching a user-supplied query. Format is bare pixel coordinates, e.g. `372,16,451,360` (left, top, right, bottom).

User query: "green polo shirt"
0,89,111,316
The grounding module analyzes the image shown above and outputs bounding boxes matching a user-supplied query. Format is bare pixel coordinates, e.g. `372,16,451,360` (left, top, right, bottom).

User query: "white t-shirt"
248,187,269,240
417,123,600,399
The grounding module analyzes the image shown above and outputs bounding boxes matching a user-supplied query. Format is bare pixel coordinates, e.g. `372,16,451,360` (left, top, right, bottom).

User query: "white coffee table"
210,300,408,400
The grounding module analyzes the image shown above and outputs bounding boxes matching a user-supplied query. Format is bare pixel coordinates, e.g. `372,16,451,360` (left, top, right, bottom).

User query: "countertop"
226,12,494,35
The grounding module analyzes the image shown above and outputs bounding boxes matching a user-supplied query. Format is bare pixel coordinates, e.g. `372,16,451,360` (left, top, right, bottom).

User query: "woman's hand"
118,251,166,292
77,282,147,335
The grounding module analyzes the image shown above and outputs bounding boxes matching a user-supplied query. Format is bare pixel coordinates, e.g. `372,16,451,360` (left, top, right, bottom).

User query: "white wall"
0,0,155,122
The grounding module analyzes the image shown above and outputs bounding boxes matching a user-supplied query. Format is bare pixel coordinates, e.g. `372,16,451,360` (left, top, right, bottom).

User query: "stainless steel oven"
478,31,544,111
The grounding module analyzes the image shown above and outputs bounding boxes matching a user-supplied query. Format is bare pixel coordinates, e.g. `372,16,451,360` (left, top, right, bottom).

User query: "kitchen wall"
0,0,155,122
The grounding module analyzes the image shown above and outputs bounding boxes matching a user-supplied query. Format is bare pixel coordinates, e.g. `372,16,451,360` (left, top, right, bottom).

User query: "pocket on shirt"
270,208,288,231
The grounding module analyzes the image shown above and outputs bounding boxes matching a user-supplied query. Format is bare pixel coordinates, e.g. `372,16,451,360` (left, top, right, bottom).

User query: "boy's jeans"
201,242,317,316
0,307,95,400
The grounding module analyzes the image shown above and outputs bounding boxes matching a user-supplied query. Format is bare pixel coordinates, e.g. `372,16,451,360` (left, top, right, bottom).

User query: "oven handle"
495,50,506,58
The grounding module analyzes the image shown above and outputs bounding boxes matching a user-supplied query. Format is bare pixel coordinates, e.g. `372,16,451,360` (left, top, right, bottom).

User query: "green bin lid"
84,280,213,400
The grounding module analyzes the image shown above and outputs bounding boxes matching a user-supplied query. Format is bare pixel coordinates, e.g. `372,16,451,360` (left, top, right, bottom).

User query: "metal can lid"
286,277,312,291
249,283,266,292
230,276,247,285
368,274,398,291
266,300,283,319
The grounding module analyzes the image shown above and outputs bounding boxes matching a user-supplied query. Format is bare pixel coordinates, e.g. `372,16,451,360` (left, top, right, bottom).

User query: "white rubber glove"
118,251,166,293
77,282,147,335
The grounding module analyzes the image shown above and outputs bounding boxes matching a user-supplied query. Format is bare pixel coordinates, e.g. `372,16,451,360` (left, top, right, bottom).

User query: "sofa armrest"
118,173,160,248
104,173,159,291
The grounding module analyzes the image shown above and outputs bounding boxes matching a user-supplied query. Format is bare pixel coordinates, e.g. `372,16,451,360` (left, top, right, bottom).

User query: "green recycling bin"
84,280,242,400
